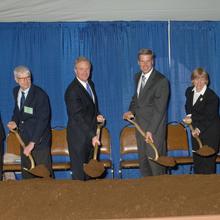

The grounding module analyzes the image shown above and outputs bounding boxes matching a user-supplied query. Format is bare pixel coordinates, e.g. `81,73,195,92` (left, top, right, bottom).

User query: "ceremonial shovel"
83,122,105,178
10,128,51,178
183,117,215,156
126,118,176,167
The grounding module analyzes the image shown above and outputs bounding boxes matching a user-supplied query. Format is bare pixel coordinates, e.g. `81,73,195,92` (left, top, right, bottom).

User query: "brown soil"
1,175,220,219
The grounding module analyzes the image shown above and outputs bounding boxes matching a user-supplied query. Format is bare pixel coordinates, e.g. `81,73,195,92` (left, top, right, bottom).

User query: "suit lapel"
188,89,194,108
75,78,95,104
23,85,34,108
193,94,205,109
14,87,19,109
138,70,156,100
15,86,34,111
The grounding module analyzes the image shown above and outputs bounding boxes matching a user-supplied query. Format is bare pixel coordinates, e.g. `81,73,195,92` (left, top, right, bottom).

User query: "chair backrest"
120,126,138,154
100,127,111,155
51,127,69,156
6,132,20,155
167,122,189,151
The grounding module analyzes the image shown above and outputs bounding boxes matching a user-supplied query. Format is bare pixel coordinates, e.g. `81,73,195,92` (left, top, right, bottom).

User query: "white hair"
14,66,31,78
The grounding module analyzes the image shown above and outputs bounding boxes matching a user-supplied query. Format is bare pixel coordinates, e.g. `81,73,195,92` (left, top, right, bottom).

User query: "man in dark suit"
123,48,169,176
65,56,105,180
0,115,5,180
7,66,52,179
184,67,220,174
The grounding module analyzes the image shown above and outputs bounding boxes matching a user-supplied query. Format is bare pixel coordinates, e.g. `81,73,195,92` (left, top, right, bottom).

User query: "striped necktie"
139,75,146,96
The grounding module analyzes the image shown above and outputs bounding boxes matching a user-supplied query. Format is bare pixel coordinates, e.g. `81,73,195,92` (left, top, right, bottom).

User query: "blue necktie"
20,92,25,110
86,83,93,98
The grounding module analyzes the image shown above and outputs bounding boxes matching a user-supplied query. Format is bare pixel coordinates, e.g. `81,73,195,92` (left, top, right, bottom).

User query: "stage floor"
1,175,220,219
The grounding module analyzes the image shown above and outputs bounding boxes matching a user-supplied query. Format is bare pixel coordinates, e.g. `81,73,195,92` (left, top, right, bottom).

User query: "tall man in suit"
65,56,105,180
0,115,5,180
123,48,169,176
7,66,52,179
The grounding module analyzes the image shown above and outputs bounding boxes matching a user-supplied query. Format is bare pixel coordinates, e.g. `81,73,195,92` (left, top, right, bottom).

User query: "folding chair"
51,127,70,171
99,127,114,178
167,122,193,174
119,125,139,178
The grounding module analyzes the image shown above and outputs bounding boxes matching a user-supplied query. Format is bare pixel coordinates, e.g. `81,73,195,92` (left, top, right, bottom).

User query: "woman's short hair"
191,67,209,85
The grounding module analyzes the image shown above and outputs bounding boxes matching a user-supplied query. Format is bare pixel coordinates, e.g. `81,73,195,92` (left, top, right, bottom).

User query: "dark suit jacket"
0,115,5,180
65,78,100,151
11,84,51,149
65,77,100,180
185,86,220,151
65,78,99,148
0,115,5,144
129,69,169,154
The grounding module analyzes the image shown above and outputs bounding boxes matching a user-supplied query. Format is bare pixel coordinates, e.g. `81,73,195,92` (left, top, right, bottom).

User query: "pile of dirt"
1,175,220,219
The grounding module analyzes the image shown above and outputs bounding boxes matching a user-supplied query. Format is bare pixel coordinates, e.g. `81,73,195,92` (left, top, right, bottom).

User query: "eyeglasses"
16,76,31,81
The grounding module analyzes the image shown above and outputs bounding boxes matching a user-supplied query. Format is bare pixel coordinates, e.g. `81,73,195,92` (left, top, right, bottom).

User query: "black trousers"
0,141,3,180
193,152,217,174
68,140,94,181
192,134,219,174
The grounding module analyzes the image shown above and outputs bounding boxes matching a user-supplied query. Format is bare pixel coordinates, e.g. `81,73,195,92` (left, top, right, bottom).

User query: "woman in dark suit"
184,67,220,174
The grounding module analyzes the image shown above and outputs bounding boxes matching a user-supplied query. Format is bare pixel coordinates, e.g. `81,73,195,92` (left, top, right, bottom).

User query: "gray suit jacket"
129,69,169,153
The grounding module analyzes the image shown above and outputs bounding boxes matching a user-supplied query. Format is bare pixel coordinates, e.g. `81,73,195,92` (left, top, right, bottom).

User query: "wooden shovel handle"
188,124,203,149
93,122,104,160
9,128,35,169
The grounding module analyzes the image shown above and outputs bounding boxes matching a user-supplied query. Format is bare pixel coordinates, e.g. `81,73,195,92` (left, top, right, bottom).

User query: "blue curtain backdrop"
61,21,169,178
0,23,63,126
169,21,220,121
0,21,220,178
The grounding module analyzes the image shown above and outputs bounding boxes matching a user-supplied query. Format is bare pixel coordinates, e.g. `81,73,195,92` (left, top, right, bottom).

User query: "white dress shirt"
192,85,207,106
77,77,95,102
137,68,153,96
17,88,30,109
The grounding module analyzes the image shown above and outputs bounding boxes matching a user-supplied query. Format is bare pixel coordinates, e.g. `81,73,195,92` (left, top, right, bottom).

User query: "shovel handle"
126,118,159,160
9,128,35,169
183,119,203,149
93,123,103,160
188,124,203,149
93,144,99,160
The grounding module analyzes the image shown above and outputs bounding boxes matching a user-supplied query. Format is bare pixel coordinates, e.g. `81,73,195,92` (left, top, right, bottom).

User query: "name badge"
24,106,33,114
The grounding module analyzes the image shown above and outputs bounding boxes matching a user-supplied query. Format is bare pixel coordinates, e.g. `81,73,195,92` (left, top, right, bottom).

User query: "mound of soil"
1,175,220,219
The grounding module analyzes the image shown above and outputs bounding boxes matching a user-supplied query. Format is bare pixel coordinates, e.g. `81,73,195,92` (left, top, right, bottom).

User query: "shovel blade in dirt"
196,145,216,157
126,118,176,168
84,160,105,178
25,164,51,178
183,117,216,157
151,156,176,167
10,128,51,178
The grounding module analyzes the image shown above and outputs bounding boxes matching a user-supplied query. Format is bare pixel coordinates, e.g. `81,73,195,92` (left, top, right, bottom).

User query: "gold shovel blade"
84,160,105,178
